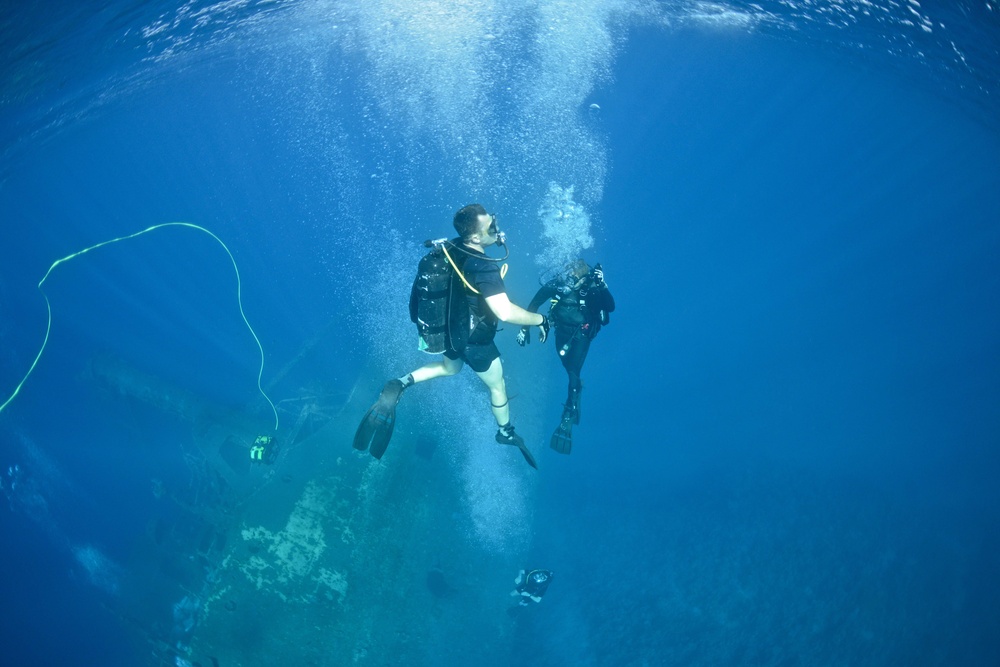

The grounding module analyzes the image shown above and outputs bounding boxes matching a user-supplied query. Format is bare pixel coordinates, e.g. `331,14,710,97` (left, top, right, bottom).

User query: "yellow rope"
0,222,280,431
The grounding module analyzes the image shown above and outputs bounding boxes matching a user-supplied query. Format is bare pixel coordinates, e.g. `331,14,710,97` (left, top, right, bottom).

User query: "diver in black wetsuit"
517,259,615,454
509,568,554,610
353,204,548,469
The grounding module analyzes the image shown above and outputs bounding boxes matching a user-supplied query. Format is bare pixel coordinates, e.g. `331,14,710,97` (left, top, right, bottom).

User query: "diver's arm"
525,282,558,313
602,287,616,312
485,293,545,326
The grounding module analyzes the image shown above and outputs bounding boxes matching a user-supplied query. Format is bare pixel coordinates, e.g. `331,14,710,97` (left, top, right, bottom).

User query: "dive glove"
518,315,549,345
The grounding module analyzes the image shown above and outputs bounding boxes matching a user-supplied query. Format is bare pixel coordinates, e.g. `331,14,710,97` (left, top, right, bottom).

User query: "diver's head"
565,259,591,281
454,203,487,239
530,571,549,584
454,203,501,248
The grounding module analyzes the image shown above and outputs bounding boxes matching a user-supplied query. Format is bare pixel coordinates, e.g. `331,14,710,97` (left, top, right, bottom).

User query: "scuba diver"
353,204,548,469
509,568,554,610
517,259,615,454
249,435,278,464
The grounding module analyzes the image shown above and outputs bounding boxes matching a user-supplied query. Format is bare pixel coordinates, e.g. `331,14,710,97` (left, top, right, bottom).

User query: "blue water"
2,1,999,665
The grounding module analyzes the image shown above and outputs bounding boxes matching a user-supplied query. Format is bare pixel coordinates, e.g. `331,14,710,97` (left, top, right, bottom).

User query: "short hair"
453,203,487,240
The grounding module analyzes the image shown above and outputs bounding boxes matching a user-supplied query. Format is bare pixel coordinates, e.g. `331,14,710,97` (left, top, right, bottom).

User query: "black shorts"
445,342,501,373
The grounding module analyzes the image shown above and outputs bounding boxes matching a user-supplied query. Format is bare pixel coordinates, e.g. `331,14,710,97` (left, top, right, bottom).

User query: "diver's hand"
516,327,530,346
538,314,550,344
593,265,605,287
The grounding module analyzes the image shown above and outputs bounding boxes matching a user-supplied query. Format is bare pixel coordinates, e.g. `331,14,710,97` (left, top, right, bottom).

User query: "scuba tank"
410,244,454,354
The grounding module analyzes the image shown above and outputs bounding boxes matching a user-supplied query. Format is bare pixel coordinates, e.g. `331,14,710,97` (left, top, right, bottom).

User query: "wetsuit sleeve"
600,285,616,312
526,281,559,313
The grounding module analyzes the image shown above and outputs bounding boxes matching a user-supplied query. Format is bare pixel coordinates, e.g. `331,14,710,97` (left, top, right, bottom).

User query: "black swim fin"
496,425,538,470
517,442,538,469
550,422,572,455
353,379,406,459
550,404,575,455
